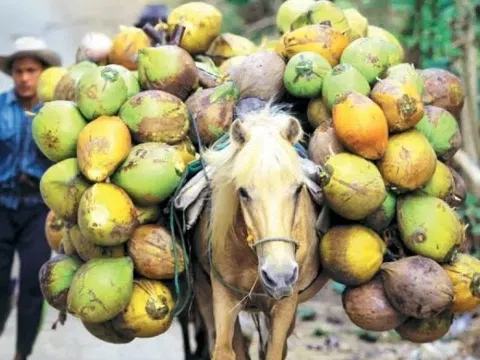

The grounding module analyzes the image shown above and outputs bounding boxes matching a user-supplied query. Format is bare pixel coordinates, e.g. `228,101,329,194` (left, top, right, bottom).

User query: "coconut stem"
471,273,480,298
142,24,165,46
146,299,169,320
169,25,186,46
317,164,332,188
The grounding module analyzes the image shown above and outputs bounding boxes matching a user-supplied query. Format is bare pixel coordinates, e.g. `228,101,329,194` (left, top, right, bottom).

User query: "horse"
190,104,330,360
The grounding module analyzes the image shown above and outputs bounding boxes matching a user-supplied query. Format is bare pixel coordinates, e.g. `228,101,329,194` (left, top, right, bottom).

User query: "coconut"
277,25,350,67
381,256,454,319
61,225,77,256
395,310,453,343
69,225,125,262
371,78,424,132
105,64,140,98
448,167,467,208
67,257,134,323
186,81,239,146
118,90,190,144
367,25,404,62
44,210,65,252
385,63,424,95
75,32,113,65
377,130,437,192
77,183,139,247
83,320,134,344
39,254,82,311
420,68,465,117
362,190,397,233
40,158,92,223
290,0,350,35
443,253,480,314
167,2,222,55
112,279,175,338
170,137,198,166
76,115,132,182
332,92,388,159
343,8,368,40
320,225,386,286
111,143,186,206
307,119,344,167
75,65,129,121
397,195,464,263
218,56,247,75
37,66,67,103
321,63,370,110
135,204,162,225
127,224,184,280
414,161,455,201
227,50,286,101
414,105,462,161
54,61,97,101
340,37,402,83
342,275,406,331
32,100,87,162
137,46,198,101
306,97,331,129
320,153,386,220
283,52,332,99
275,0,317,34
206,33,257,66
108,26,151,70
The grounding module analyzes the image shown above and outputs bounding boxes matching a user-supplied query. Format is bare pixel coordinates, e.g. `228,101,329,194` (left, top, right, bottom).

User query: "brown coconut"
395,310,453,343
342,275,407,331
307,119,344,167
381,256,454,319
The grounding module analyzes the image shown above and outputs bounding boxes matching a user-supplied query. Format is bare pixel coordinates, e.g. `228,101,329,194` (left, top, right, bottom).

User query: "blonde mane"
203,104,306,247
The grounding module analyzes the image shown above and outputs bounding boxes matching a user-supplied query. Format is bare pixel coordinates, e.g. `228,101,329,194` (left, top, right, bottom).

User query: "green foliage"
457,193,480,237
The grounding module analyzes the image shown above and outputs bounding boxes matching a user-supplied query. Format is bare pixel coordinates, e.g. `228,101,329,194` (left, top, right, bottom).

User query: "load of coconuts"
35,0,477,347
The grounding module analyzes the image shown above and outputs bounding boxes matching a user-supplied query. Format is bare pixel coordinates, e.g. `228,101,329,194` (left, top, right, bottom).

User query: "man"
0,36,61,360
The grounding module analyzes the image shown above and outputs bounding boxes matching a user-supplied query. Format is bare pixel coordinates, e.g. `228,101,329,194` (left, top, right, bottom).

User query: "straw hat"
0,36,61,75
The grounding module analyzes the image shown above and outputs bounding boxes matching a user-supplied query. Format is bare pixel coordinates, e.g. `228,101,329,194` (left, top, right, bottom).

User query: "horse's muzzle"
259,261,298,300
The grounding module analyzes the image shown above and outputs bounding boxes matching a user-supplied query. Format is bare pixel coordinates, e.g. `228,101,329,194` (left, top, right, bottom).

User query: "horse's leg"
177,309,192,360
265,296,298,360
233,317,252,360
211,277,243,360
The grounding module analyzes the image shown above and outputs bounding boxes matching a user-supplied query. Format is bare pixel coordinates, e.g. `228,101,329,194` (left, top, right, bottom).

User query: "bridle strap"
251,237,299,251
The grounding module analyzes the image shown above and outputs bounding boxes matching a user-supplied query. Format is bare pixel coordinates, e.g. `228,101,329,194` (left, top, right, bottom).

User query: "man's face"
11,57,44,98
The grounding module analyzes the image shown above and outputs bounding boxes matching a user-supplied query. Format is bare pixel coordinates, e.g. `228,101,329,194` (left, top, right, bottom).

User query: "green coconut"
83,320,134,344
276,0,317,34
77,183,139,247
119,90,190,144
362,190,397,233
40,158,92,223
340,37,402,83
106,64,140,98
321,63,371,109
414,161,455,201
319,153,387,220
69,225,126,262
414,105,462,161
367,25,405,62
135,204,162,225
111,143,186,206
67,257,134,323
39,254,83,311
32,101,87,162
186,81,240,146
54,61,98,101
397,195,464,263
385,63,424,95
283,51,332,98
290,0,350,34
75,65,128,120
137,45,198,101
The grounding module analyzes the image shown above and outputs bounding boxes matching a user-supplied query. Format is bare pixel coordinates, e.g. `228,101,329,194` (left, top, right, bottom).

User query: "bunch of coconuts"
32,0,480,347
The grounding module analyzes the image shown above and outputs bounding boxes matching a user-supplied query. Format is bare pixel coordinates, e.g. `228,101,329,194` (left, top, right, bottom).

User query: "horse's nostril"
287,265,299,285
260,268,277,288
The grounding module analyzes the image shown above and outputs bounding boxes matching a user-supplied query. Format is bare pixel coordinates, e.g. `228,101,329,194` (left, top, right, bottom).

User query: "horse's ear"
281,117,303,144
230,119,249,146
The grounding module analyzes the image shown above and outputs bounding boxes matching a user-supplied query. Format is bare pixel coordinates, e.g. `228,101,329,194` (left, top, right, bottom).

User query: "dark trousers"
0,203,51,356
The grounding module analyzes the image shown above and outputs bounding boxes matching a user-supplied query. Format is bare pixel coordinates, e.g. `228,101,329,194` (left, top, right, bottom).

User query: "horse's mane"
203,102,305,247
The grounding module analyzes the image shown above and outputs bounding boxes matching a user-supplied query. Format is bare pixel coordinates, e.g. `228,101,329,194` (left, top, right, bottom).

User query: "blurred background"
0,0,479,359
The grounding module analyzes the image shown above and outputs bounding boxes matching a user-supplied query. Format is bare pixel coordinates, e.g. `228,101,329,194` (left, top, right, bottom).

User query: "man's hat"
0,36,62,76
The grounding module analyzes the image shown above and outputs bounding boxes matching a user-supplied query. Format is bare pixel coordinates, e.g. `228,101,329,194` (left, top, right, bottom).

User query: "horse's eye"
239,187,250,200
294,184,303,198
